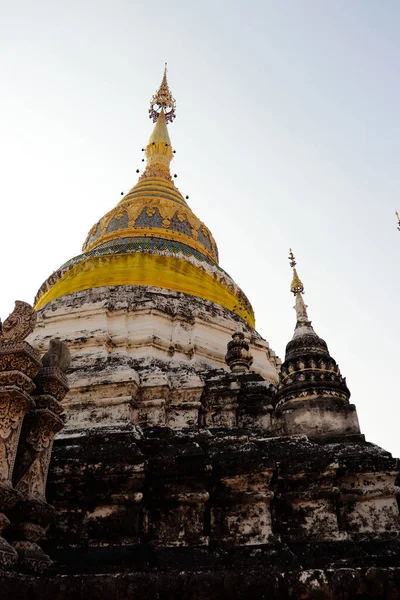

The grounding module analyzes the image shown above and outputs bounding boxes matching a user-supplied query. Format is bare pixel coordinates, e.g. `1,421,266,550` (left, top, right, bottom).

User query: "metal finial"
288,248,296,268
289,248,304,296
149,64,176,124
396,211,400,231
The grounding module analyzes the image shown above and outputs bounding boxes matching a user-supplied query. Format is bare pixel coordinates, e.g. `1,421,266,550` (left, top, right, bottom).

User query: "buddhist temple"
1,68,400,599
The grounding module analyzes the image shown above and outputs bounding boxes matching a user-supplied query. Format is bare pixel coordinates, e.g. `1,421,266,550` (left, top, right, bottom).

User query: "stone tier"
3,565,400,599
45,424,400,563
29,286,280,430
2,423,395,597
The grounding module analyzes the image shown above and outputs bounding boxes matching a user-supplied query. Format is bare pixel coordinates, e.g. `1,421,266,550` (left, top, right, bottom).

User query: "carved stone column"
211,471,274,546
0,302,40,569
167,374,204,429
132,373,169,427
201,374,240,428
48,425,145,552
338,470,400,535
146,487,210,547
274,462,345,542
279,489,344,542
237,373,275,432
8,340,70,572
0,385,34,568
209,439,275,547
145,441,211,548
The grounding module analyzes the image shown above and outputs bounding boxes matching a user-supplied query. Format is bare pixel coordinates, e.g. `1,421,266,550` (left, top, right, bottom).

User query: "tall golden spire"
288,249,311,329
141,66,176,181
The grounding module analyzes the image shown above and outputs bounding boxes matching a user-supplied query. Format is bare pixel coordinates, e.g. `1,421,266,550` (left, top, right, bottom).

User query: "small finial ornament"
0,301,37,343
288,248,304,295
396,211,400,231
288,248,296,268
149,64,176,124
288,249,311,328
42,338,71,373
225,332,253,373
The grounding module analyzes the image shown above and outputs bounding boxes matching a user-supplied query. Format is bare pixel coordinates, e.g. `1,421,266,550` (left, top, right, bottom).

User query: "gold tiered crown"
82,68,218,263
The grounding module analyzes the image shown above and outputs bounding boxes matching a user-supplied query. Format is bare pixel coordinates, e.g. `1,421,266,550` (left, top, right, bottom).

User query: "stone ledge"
1,565,400,599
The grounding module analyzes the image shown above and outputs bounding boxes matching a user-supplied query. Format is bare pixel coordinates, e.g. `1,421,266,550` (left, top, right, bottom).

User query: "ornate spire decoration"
288,249,311,331
275,250,351,408
289,249,304,295
141,66,176,182
149,64,176,124
396,211,400,232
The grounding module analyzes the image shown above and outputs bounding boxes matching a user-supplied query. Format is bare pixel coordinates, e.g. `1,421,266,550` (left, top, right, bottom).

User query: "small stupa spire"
289,249,304,295
396,211,400,231
288,249,312,335
276,250,351,408
141,66,177,182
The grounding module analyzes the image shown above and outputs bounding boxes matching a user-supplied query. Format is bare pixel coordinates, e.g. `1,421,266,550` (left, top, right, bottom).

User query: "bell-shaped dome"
33,69,254,328
82,110,219,264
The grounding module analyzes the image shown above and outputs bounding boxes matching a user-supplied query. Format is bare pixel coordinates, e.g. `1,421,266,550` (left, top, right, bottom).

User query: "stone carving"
225,332,253,373
0,511,18,569
11,539,52,573
0,343,41,380
7,496,56,574
0,301,36,342
24,410,62,454
0,389,33,441
0,370,35,393
0,302,41,571
33,394,63,415
8,340,68,573
0,334,70,574
41,339,71,373
201,374,240,428
13,369,66,504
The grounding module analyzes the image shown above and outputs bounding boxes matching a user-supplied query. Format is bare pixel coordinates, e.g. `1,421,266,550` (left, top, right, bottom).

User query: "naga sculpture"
0,301,70,572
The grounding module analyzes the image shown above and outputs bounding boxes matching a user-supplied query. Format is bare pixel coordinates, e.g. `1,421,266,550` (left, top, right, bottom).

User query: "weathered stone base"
1,565,400,599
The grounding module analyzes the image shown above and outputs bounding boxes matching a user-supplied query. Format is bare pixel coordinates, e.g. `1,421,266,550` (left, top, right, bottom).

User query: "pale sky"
1,1,399,455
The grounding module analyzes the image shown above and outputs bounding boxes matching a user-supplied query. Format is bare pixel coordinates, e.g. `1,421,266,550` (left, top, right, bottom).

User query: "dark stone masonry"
1,300,400,599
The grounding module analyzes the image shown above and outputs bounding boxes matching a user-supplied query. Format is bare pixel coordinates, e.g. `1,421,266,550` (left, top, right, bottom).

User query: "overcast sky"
1,0,399,455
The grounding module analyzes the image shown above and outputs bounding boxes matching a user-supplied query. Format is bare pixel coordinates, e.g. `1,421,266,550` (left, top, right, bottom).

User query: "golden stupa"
34,68,254,327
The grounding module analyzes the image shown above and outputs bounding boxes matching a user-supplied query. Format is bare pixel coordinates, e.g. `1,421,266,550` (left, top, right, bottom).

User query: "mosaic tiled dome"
83,175,219,263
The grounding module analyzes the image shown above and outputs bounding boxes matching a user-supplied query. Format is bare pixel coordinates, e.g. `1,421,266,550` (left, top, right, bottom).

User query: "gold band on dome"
34,253,255,327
